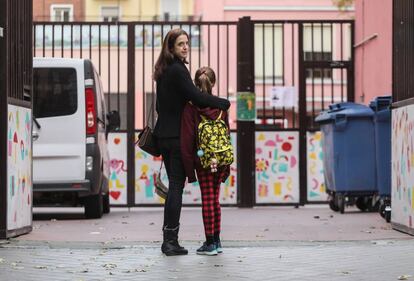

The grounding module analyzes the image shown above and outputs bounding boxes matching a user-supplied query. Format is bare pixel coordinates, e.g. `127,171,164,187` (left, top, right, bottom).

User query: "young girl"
181,66,231,256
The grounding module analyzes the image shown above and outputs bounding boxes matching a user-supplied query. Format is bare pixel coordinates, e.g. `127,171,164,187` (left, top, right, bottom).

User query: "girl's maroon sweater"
180,103,231,183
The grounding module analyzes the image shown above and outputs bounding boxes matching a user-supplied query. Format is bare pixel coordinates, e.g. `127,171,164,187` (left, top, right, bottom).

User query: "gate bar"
237,17,255,207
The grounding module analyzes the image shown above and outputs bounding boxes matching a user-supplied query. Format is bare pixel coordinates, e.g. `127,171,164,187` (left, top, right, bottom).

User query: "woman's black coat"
154,57,230,138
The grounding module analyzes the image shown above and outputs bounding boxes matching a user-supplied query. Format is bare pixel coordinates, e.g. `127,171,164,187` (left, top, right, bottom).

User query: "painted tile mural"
255,132,299,204
7,105,32,230
391,105,414,229
108,133,127,205
307,131,327,202
134,132,237,205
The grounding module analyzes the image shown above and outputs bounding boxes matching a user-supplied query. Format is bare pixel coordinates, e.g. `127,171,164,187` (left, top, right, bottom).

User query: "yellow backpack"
197,111,234,170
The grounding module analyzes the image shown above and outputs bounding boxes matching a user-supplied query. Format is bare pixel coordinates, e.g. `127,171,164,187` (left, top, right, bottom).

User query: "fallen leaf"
102,263,117,269
34,265,47,269
398,275,412,280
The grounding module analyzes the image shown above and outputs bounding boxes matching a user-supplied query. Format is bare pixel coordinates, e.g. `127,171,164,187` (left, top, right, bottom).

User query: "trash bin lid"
315,102,374,123
369,96,392,112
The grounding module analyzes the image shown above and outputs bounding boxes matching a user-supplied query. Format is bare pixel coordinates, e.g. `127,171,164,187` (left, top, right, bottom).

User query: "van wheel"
84,193,103,219
103,193,110,214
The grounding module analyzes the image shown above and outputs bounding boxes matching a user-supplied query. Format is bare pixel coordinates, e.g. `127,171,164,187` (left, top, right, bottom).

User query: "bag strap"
146,96,155,129
200,111,223,122
216,110,223,121
159,160,163,173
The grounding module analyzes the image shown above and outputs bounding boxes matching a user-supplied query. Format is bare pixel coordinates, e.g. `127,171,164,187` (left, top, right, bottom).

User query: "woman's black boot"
161,226,188,256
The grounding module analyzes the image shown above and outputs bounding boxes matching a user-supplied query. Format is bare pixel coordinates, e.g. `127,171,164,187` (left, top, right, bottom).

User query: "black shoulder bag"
136,98,161,157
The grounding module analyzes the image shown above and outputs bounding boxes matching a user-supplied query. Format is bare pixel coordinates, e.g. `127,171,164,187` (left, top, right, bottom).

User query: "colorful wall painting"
7,105,32,230
306,131,328,202
391,105,414,229
255,131,300,204
108,133,128,205
134,131,165,204
134,132,238,205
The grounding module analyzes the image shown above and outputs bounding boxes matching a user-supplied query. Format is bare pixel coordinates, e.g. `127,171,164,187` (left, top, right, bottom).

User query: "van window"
33,67,78,118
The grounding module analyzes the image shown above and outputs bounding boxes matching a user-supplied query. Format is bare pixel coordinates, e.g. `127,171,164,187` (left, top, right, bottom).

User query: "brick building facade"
33,0,84,21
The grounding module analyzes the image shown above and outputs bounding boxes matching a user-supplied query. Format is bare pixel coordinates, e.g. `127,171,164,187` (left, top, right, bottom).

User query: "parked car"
32,57,120,219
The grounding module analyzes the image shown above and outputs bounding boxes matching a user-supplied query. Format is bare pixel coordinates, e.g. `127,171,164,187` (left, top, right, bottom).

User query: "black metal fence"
252,20,353,130
32,18,354,207
0,0,33,238
3,0,32,101
393,0,414,104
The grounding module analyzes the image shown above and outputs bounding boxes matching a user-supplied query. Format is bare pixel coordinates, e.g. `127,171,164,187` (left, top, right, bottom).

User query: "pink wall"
195,0,354,21
354,0,392,104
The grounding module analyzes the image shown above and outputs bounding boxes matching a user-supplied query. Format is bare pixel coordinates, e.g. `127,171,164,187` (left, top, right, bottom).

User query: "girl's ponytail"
194,67,216,95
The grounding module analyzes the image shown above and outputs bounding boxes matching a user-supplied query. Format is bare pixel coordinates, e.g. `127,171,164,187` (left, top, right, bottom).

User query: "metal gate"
1,0,33,238
32,17,354,207
238,18,354,206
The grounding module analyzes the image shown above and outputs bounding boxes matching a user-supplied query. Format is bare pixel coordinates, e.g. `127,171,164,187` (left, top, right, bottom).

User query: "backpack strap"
216,110,223,121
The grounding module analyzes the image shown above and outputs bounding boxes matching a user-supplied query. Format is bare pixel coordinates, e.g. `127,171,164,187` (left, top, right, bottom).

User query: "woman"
153,28,230,256
181,66,231,256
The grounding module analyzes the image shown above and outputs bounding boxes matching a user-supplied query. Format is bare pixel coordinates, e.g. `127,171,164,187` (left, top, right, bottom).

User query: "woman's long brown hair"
153,28,189,81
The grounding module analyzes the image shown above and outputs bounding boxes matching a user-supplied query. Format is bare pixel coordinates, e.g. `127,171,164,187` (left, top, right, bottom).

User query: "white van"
32,57,120,219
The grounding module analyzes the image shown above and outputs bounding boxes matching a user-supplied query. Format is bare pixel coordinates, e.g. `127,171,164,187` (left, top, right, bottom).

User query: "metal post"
298,23,307,206
127,24,136,206
237,17,255,208
348,21,355,102
0,0,8,237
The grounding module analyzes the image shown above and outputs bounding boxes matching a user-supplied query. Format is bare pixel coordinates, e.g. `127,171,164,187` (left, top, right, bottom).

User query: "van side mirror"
106,110,120,132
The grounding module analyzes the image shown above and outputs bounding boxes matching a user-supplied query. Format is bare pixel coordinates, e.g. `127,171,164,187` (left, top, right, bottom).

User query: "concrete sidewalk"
1,239,413,280
18,205,411,242
0,205,412,281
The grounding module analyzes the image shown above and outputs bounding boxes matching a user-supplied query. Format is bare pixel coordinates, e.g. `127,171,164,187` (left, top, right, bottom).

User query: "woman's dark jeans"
157,137,186,229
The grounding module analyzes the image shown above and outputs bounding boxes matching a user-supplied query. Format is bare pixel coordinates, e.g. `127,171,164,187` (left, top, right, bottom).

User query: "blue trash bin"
369,96,392,222
315,102,377,213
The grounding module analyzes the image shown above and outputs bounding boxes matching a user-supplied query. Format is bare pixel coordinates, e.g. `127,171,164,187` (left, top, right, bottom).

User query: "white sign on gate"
269,86,297,108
